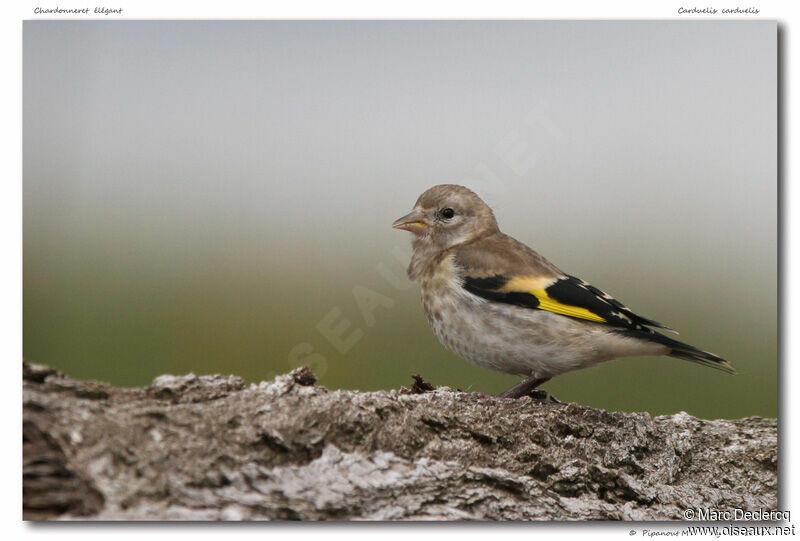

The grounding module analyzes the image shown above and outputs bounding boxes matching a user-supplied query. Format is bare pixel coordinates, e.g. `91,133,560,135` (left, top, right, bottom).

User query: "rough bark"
22,362,777,521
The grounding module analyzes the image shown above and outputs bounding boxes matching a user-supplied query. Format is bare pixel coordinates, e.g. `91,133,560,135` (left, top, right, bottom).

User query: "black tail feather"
617,329,736,375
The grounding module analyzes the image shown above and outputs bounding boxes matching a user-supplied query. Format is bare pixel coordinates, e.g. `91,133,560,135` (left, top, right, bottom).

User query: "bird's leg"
497,376,554,400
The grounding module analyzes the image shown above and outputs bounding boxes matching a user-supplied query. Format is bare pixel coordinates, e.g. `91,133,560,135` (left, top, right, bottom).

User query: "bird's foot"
496,388,561,403
523,389,563,404
497,376,551,399
496,375,562,403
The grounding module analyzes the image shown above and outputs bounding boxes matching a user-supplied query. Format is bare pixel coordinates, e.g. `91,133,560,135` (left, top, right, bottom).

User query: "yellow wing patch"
499,275,607,323
500,275,557,292
530,288,606,323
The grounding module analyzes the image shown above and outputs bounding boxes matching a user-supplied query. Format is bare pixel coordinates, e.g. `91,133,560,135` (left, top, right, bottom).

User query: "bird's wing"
453,234,675,332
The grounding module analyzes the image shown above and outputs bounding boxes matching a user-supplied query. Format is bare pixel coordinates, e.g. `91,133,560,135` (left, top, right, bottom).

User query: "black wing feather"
560,275,675,332
463,274,673,333
462,276,542,310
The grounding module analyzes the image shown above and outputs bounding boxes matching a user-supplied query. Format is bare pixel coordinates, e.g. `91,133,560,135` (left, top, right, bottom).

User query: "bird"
391,184,735,399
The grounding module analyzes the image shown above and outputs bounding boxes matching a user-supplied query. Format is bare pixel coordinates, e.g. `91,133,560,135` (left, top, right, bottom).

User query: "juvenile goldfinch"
392,184,735,398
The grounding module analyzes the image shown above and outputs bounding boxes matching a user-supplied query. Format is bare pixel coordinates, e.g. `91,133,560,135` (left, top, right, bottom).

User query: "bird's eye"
440,208,455,219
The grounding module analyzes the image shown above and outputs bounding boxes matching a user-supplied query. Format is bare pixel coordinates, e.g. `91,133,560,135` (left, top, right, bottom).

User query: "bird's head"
392,184,499,250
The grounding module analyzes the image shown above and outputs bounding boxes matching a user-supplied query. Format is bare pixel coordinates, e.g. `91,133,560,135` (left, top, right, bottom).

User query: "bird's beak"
392,209,429,235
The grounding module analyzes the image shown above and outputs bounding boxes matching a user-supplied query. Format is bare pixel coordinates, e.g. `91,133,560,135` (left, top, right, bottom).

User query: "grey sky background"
23,21,776,417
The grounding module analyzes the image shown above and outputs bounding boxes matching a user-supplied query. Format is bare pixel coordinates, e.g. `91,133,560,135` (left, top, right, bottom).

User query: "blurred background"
23,21,776,419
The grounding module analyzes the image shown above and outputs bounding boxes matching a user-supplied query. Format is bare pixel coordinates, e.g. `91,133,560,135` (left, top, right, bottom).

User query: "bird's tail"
619,329,736,375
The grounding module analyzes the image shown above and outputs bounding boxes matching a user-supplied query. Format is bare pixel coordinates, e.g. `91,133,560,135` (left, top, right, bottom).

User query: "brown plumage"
392,184,735,399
